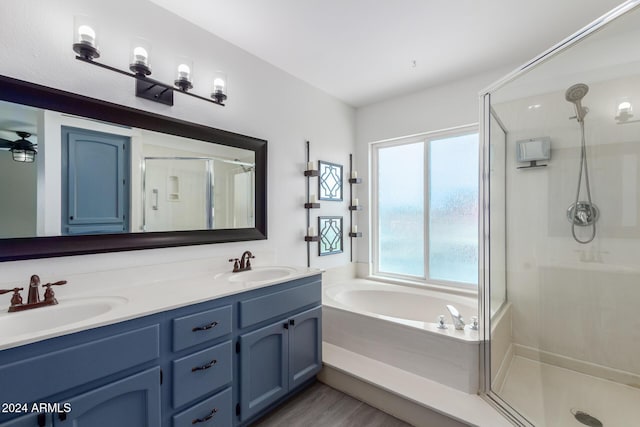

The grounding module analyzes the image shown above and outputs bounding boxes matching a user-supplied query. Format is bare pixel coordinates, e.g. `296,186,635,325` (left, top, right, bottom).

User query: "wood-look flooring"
250,382,413,427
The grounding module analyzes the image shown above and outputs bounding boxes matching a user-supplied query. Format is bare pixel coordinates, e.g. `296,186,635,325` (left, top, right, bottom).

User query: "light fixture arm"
75,56,225,107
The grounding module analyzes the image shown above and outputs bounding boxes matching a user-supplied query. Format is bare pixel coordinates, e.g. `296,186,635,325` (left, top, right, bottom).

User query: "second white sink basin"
0,296,128,338
227,266,297,283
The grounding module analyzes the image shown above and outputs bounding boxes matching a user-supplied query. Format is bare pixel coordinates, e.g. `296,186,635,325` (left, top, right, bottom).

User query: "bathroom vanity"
0,271,322,427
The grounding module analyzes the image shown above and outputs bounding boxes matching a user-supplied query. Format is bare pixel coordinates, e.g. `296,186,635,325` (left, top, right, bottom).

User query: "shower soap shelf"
517,160,547,169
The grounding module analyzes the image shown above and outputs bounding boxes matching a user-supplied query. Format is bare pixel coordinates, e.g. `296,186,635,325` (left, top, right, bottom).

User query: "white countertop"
0,265,321,351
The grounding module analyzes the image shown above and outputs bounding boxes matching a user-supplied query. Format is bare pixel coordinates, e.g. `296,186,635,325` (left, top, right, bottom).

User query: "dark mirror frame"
0,75,267,262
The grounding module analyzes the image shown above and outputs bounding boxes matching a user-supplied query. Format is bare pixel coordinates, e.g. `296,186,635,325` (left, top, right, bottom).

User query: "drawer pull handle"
192,321,218,332
192,408,217,424
192,359,218,372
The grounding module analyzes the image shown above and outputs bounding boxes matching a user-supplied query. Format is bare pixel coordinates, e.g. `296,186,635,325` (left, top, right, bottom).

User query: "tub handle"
437,315,448,329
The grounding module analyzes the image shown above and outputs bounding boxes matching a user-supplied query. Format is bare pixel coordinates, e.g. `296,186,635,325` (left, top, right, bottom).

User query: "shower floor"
498,355,640,426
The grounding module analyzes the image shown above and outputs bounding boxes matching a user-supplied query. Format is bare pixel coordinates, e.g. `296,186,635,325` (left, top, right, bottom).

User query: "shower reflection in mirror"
0,99,255,238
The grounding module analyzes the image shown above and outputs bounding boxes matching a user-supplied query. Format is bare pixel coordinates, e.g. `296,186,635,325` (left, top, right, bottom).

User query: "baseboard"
515,344,640,388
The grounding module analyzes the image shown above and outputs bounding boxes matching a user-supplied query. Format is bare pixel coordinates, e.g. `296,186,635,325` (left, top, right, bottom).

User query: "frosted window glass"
378,142,424,277
428,134,479,284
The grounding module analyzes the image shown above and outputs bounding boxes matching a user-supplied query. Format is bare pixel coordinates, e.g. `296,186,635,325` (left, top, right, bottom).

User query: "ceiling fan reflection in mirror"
0,131,38,163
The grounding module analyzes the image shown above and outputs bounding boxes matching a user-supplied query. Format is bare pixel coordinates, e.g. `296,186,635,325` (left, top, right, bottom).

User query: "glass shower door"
482,2,640,426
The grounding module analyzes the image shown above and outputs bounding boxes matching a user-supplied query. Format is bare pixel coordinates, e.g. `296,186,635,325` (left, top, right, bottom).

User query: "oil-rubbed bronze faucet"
229,251,255,273
0,275,67,312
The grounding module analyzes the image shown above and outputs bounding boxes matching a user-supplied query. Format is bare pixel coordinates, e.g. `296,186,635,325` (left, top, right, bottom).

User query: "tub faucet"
446,304,465,330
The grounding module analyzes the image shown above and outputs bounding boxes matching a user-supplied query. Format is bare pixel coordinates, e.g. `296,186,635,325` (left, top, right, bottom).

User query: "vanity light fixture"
129,39,152,76
72,16,226,107
174,59,194,91
212,72,228,103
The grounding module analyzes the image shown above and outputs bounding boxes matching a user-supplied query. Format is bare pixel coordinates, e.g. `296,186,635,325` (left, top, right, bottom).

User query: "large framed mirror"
0,75,267,261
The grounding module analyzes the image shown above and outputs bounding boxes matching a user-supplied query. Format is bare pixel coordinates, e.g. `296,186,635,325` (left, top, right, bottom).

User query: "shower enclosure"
480,1,640,426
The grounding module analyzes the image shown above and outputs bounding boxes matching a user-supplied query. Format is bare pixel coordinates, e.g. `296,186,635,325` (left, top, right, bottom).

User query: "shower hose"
571,120,596,244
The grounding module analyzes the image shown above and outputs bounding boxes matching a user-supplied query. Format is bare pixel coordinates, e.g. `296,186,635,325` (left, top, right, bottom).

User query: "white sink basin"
0,296,127,338
227,266,297,284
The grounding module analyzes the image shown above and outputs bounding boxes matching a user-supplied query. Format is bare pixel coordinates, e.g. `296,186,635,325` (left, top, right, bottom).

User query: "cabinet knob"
283,322,289,329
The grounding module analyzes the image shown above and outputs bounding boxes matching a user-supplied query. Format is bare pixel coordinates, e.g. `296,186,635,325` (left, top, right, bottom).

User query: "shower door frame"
477,1,640,425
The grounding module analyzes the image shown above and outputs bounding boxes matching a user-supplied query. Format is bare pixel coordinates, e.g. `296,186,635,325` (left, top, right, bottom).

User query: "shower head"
565,83,589,122
565,83,589,102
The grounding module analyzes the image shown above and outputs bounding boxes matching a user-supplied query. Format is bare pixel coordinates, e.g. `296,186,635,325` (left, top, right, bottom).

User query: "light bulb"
618,101,632,113
616,100,634,123
177,64,191,80
213,77,225,93
133,47,148,65
78,25,96,45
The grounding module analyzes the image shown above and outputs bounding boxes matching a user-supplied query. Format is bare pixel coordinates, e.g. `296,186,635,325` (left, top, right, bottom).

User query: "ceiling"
152,1,625,107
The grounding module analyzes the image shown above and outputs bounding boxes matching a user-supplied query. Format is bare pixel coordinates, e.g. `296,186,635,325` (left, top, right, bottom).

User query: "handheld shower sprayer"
564,83,598,244
565,83,589,122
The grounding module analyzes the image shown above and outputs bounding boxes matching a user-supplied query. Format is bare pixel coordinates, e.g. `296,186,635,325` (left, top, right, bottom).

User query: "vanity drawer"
172,387,232,427
172,340,233,408
239,280,321,328
172,305,232,352
0,325,159,405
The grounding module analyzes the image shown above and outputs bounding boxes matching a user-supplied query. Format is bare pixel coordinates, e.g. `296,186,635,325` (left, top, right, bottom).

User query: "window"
372,127,479,287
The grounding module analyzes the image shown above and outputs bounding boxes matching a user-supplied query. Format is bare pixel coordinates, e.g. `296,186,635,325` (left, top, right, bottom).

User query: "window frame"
370,124,479,290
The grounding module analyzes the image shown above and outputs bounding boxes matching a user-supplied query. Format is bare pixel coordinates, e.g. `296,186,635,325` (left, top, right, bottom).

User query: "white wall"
0,0,354,283
354,67,513,269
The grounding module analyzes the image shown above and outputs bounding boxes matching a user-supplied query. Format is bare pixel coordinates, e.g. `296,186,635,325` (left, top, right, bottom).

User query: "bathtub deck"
321,342,513,427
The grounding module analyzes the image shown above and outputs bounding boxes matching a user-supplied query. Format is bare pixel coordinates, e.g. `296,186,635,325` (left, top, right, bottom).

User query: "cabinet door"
54,367,160,427
239,321,289,421
0,413,51,427
61,126,130,235
289,306,322,390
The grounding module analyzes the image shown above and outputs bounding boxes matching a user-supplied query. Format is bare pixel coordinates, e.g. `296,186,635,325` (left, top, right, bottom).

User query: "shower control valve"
437,315,448,329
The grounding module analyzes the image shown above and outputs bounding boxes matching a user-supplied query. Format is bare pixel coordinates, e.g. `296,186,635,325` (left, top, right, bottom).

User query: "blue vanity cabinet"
0,414,50,427
54,367,160,427
0,273,322,427
0,323,163,427
288,306,322,390
239,320,290,421
237,276,322,423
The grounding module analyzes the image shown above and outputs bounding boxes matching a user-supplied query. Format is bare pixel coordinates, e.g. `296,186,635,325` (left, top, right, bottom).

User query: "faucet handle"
246,254,255,269
468,316,479,331
42,280,67,288
229,258,240,272
0,288,24,306
437,314,448,329
42,280,67,302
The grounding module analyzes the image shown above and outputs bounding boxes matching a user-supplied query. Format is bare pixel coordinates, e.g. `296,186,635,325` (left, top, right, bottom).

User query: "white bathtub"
323,279,481,393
